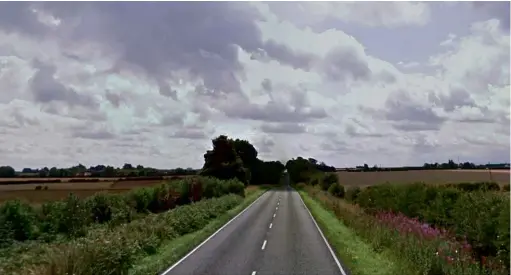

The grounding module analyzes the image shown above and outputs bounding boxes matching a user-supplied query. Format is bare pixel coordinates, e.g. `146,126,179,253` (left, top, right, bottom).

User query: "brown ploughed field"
336,169,510,188
0,176,189,205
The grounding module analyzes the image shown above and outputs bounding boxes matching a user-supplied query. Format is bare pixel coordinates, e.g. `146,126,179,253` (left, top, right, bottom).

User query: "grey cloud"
320,141,351,153
384,91,445,125
3,2,315,96
30,60,98,108
171,129,208,140
158,80,178,100
72,128,116,140
359,91,446,132
260,123,306,134
255,136,275,153
260,39,316,70
159,113,184,126
345,123,384,137
11,109,39,127
224,100,327,123
261,79,272,93
392,121,442,132
104,90,125,108
428,88,476,112
321,46,371,82
0,2,49,35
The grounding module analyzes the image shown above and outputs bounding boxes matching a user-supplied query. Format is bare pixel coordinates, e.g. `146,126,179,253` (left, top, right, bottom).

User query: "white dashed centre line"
251,271,257,275
269,223,273,229
276,207,278,210
273,213,276,218
261,240,267,250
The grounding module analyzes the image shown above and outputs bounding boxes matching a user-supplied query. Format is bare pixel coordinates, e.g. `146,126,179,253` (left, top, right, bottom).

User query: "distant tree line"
0,134,287,186
347,159,510,172
0,164,199,178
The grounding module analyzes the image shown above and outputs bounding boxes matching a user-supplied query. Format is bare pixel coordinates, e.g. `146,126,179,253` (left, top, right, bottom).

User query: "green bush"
295,183,307,190
445,181,501,192
0,200,38,242
345,187,361,202
0,176,247,247
40,194,244,275
503,184,510,192
355,182,510,270
323,173,338,186
328,183,345,198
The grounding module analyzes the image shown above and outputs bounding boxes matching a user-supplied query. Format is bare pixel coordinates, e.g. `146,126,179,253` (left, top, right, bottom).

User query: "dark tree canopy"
199,135,285,185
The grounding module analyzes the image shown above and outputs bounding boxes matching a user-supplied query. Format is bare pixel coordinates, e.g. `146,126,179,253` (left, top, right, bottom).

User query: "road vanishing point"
161,186,350,275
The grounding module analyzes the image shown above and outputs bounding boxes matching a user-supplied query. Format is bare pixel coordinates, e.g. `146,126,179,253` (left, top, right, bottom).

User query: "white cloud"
0,2,508,170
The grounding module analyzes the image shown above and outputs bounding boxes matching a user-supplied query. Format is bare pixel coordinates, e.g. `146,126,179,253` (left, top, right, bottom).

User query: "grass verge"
128,187,266,275
298,190,406,275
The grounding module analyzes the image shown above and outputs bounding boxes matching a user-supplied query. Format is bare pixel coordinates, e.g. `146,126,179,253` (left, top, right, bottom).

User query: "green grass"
298,191,405,275
129,188,266,275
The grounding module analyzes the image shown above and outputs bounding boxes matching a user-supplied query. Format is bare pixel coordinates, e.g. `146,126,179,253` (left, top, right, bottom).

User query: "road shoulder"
298,191,400,275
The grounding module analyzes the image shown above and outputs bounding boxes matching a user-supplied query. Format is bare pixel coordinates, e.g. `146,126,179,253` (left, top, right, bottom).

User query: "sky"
0,2,509,170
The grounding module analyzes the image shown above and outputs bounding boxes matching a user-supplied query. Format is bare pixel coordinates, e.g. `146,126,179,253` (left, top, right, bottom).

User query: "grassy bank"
299,190,405,275
301,186,508,275
129,187,266,275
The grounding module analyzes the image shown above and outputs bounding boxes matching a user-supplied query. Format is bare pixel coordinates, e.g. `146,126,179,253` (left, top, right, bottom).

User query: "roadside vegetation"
0,135,285,275
288,157,510,275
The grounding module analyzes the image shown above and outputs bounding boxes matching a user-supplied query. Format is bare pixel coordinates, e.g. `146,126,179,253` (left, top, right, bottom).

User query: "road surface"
162,186,349,275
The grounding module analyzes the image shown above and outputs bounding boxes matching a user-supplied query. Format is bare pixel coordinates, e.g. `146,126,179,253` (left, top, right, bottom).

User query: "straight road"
161,187,348,275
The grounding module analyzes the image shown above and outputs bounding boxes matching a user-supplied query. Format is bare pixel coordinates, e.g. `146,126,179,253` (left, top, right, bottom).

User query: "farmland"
0,176,189,204
336,169,510,187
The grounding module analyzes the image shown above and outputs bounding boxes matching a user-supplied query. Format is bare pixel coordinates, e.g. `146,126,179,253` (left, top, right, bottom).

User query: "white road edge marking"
261,240,267,250
160,191,270,275
251,271,257,275
269,223,272,229
295,189,348,275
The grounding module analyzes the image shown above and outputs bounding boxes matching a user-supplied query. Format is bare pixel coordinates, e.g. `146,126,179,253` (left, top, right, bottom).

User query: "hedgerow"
0,194,244,275
0,176,245,246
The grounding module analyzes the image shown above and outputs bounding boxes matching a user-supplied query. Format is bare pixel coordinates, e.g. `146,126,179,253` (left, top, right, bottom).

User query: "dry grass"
336,169,510,188
0,177,190,204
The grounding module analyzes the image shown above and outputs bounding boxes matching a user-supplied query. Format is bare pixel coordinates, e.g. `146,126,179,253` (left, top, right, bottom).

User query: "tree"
123,163,133,170
200,135,250,185
0,166,15,178
48,167,59,177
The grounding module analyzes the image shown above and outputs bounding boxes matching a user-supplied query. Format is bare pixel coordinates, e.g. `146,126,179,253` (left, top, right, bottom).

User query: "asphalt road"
161,186,349,275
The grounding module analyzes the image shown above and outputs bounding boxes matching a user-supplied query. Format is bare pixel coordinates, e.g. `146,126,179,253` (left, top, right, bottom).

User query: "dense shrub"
323,173,338,186
502,184,510,192
0,176,246,247
327,183,345,198
355,182,510,270
0,200,37,243
30,194,244,275
295,183,307,190
345,186,361,202
444,181,500,192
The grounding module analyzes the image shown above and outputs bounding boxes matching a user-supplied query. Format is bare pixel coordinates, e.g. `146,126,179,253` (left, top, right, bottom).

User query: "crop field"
0,176,190,204
336,169,510,187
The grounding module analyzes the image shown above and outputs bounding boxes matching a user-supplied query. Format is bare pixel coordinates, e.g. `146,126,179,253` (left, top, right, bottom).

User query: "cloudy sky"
0,2,509,170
